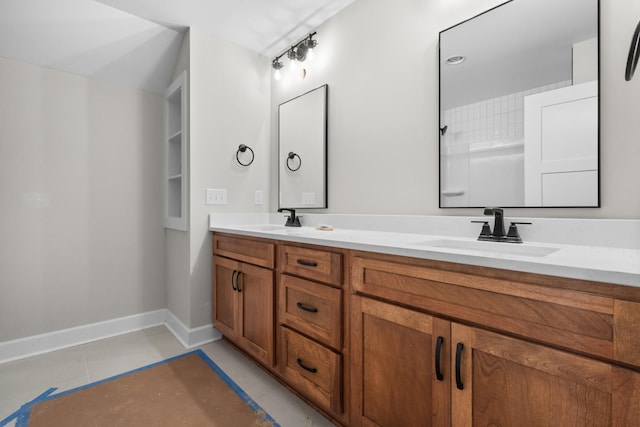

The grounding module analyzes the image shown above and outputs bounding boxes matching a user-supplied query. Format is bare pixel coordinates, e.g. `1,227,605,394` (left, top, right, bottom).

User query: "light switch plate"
206,188,227,205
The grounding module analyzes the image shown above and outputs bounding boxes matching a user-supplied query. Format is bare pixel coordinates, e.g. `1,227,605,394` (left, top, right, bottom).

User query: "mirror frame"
438,0,600,209
278,84,328,209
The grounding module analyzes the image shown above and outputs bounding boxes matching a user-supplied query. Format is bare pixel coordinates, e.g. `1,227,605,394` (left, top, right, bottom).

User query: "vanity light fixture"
301,34,317,62
446,55,465,65
287,47,298,70
272,58,283,80
272,32,318,79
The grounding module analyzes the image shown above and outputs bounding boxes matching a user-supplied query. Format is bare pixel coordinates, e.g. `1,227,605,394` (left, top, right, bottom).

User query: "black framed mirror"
278,84,328,209
439,0,599,208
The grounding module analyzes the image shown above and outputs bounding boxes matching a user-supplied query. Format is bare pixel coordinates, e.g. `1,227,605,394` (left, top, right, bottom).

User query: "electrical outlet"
302,192,316,205
254,190,264,205
206,188,227,205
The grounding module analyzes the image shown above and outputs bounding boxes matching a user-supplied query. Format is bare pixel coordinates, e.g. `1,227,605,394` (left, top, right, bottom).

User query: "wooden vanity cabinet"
212,232,640,426
350,252,640,427
212,234,275,368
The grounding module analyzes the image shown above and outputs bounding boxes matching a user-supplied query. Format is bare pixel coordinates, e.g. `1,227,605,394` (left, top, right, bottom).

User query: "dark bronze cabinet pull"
296,358,317,373
296,302,318,313
296,259,318,267
455,343,464,390
235,271,242,293
435,336,444,381
231,270,238,291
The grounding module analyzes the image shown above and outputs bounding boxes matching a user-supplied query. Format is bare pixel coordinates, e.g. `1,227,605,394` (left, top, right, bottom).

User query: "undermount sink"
411,239,559,257
242,224,306,235
243,224,288,231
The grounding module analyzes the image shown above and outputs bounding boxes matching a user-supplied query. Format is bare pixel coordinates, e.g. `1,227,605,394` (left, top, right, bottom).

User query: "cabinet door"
351,296,451,427
236,261,275,367
212,256,240,339
452,323,613,426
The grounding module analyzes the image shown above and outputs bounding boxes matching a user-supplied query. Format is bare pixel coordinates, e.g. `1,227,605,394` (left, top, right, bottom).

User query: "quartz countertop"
209,213,640,288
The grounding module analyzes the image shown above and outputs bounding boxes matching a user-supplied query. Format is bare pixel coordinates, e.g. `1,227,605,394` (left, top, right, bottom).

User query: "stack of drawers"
277,244,344,415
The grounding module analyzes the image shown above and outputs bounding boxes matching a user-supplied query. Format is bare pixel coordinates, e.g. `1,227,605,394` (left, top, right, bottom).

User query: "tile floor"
0,326,336,426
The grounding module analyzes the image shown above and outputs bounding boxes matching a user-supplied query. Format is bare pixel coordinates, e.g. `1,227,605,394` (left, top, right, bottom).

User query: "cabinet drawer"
351,256,615,362
279,274,342,350
279,245,342,286
213,234,274,268
280,327,342,414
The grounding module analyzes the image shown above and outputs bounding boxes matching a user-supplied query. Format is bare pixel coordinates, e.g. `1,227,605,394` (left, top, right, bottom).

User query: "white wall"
165,33,191,329
0,57,166,342
271,0,640,219
184,28,271,328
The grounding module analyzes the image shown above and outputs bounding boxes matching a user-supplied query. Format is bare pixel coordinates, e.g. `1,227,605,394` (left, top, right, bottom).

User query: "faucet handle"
506,222,531,243
471,220,493,241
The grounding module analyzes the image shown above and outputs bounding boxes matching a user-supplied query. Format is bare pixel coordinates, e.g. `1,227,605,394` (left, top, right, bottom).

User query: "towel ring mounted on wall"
286,152,302,171
236,144,254,166
626,19,640,81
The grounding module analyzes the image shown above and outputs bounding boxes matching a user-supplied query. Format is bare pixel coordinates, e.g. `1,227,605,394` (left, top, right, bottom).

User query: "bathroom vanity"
210,216,640,426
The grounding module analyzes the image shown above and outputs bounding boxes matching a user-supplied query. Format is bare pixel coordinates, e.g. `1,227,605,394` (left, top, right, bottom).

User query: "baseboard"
164,310,222,348
0,309,221,364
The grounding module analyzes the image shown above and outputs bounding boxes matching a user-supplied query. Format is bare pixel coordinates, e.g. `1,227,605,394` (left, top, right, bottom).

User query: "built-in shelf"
164,71,188,231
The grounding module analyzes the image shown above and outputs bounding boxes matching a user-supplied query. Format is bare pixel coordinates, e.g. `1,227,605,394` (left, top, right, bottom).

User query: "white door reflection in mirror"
524,81,598,206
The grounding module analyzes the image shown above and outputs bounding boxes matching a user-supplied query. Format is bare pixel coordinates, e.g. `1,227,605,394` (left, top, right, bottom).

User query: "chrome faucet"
277,208,302,227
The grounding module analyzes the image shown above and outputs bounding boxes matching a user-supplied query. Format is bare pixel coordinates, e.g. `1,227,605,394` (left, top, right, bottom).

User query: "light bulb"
274,68,282,80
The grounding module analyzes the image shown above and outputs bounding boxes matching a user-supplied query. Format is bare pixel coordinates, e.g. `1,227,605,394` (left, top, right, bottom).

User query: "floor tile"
199,339,336,427
0,346,87,400
0,346,88,424
0,326,336,427
82,326,184,382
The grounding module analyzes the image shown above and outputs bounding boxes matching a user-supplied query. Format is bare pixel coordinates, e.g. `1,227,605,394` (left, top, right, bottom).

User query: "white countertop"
209,213,640,288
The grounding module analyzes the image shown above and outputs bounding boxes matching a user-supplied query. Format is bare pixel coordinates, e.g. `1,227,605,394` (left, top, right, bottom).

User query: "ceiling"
96,0,355,57
0,0,355,93
440,0,598,109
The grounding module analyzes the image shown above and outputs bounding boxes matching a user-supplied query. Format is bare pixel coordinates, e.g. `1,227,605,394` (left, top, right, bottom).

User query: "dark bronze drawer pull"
296,259,318,267
296,358,317,373
296,302,318,313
